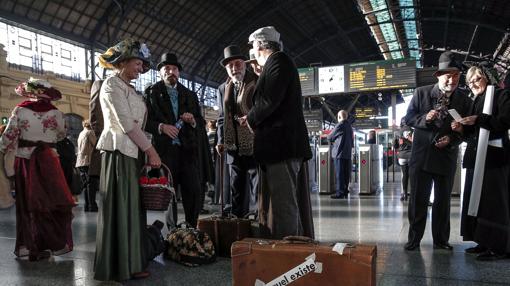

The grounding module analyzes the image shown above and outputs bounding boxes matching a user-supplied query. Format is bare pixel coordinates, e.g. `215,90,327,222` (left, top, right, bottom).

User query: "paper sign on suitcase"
231,237,376,286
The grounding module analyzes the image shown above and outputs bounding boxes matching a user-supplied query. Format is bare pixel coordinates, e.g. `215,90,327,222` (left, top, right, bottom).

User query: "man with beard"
216,45,258,217
145,53,203,228
404,51,471,251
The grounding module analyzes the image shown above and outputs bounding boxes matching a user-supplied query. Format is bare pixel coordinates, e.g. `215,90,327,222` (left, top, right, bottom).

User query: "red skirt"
14,145,75,258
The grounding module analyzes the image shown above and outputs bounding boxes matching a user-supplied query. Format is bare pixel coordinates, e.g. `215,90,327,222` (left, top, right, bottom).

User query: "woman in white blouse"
94,39,161,282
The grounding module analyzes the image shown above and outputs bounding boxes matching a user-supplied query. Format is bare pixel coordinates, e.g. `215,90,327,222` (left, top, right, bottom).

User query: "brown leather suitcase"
231,237,377,286
197,216,251,257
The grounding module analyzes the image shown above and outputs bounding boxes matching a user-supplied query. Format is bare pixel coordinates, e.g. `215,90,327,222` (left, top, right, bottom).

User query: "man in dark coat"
243,26,314,239
404,51,471,251
328,110,354,199
145,53,203,228
86,79,103,212
216,45,259,218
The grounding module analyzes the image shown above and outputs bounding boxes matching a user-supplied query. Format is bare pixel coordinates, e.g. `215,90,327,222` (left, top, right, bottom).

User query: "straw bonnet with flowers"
15,77,62,101
14,77,62,112
98,38,152,73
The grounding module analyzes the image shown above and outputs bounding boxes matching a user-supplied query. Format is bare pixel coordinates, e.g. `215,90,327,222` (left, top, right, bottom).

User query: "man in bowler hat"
404,51,471,251
145,53,203,228
216,45,259,217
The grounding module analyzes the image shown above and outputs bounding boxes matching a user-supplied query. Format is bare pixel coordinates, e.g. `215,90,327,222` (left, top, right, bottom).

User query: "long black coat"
144,80,203,156
462,88,510,169
246,51,312,164
405,84,471,175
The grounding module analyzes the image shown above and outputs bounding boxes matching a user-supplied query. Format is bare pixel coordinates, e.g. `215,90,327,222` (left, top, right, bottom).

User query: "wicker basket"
139,163,175,211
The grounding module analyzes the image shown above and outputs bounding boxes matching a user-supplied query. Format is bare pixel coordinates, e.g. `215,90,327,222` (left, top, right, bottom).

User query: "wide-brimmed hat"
220,45,247,67
433,51,462,76
98,38,152,73
248,26,280,44
15,77,62,101
157,53,183,71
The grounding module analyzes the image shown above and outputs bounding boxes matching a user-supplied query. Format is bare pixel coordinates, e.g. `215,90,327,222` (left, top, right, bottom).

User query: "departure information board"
298,68,316,96
345,59,416,92
299,59,416,96
355,107,377,119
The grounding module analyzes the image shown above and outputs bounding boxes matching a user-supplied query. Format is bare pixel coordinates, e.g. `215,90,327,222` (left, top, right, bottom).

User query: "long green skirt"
94,151,145,281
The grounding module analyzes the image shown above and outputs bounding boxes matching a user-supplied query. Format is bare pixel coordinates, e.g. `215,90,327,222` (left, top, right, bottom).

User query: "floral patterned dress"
0,100,75,260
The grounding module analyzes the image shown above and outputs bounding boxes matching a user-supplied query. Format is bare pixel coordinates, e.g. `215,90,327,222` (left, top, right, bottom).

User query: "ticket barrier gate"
358,144,383,194
317,145,334,194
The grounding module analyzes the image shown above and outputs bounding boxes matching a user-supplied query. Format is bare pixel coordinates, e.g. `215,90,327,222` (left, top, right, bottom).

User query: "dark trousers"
214,153,231,206
258,158,303,239
399,159,410,195
461,168,476,241
161,145,201,228
229,154,258,217
78,166,98,209
333,158,350,196
407,167,454,245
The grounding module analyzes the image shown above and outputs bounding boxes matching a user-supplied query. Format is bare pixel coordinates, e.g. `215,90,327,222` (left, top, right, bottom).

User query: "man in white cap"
239,26,314,239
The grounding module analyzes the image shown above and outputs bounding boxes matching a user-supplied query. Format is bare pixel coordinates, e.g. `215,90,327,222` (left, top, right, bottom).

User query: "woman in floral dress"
0,78,74,261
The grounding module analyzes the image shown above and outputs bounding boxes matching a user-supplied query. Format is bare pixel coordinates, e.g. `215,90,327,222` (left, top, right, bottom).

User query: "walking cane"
219,150,225,217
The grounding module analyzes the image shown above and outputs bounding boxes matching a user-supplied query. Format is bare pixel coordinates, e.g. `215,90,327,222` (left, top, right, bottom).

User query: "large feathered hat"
98,38,152,73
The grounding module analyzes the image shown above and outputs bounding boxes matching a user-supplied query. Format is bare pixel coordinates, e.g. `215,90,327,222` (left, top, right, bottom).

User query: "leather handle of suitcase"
282,236,316,244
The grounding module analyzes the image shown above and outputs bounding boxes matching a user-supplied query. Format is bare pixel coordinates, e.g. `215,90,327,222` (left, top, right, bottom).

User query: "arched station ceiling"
1,0,509,121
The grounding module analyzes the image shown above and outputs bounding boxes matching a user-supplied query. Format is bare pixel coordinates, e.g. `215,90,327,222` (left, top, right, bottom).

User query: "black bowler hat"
220,45,247,67
433,51,462,76
157,53,182,71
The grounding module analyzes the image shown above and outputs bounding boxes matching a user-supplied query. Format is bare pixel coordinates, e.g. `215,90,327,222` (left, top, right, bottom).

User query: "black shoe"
330,194,346,199
433,243,453,250
465,245,487,254
200,209,210,215
476,250,508,261
404,241,420,251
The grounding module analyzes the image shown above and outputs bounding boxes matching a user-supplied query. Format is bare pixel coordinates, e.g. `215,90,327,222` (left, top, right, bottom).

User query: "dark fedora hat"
220,45,247,67
433,51,462,76
157,53,182,71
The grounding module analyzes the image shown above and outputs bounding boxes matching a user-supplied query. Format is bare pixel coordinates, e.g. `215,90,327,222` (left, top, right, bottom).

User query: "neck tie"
168,87,179,121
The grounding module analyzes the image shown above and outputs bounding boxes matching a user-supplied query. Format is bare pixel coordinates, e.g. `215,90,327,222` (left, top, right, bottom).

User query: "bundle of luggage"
164,222,216,267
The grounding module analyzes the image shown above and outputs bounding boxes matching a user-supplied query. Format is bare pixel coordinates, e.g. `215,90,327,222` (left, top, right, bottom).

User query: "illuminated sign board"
345,59,416,92
298,68,316,96
314,59,416,95
355,107,377,119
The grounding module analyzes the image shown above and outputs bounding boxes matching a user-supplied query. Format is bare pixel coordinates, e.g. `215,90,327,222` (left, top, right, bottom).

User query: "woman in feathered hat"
94,38,162,281
0,77,75,261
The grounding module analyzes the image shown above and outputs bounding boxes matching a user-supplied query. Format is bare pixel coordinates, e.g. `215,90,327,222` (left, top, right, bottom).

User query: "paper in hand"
448,109,462,122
